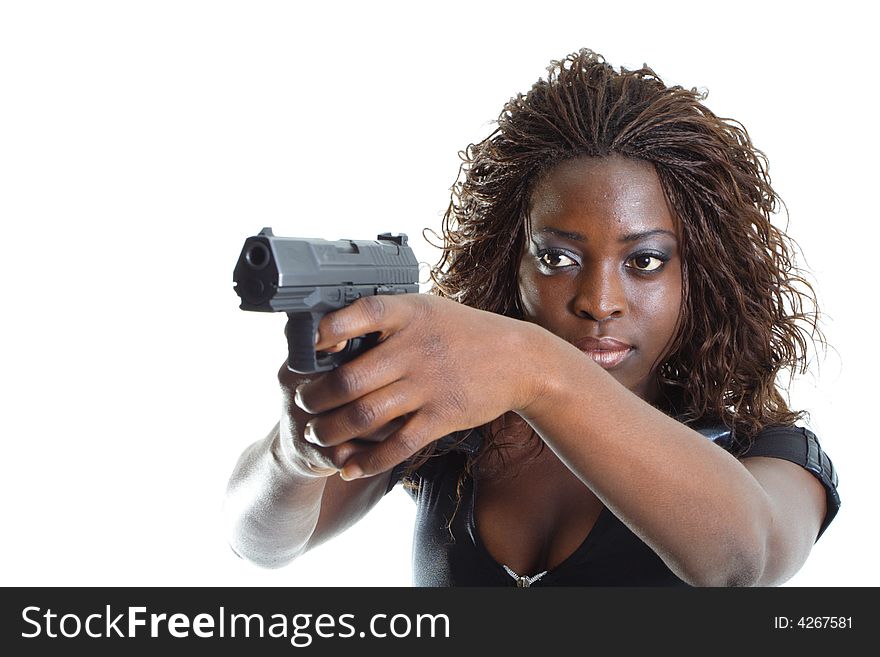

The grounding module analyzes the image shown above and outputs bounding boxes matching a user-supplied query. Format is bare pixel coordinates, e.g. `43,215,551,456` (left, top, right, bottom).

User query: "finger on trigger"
317,296,399,351
319,341,348,354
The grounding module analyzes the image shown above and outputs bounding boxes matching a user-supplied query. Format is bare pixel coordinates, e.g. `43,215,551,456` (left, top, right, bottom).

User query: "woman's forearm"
515,324,774,586
223,424,328,569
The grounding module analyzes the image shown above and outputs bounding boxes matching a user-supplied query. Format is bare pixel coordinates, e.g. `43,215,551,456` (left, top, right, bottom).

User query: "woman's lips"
573,337,634,370
582,347,633,369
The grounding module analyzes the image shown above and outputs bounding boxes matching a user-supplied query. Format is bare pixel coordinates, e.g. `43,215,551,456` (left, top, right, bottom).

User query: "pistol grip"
286,313,380,374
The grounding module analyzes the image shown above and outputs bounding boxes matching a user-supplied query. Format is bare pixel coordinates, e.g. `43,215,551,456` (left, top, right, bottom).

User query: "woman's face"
517,155,683,403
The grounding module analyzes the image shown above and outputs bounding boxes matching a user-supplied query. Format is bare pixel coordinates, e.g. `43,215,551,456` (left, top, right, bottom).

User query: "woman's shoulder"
741,424,841,539
683,417,840,538
740,425,838,493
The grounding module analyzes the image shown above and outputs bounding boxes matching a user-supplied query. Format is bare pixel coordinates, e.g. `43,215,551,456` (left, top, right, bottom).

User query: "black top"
386,424,840,587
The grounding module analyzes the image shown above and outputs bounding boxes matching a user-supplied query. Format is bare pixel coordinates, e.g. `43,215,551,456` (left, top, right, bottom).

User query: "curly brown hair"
425,48,824,457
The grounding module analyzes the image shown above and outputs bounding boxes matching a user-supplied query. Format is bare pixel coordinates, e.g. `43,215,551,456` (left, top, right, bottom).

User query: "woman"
224,48,839,586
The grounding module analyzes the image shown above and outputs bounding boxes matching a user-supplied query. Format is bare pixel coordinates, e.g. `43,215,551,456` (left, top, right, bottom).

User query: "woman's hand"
292,294,542,480
277,361,407,480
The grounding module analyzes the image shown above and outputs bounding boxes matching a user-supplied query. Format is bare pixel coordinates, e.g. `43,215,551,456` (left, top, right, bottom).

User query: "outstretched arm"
516,338,827,586
295,293,827,586
223,365,394,569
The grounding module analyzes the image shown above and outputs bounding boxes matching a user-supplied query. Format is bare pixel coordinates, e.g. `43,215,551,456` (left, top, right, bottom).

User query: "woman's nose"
572,264,626,321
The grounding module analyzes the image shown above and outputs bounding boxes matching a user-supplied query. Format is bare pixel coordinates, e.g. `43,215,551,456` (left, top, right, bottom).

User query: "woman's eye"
538,251,577,269
627,254,665,272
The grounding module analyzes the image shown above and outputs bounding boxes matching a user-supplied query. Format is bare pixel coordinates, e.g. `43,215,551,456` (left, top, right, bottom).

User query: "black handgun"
233,228,420,373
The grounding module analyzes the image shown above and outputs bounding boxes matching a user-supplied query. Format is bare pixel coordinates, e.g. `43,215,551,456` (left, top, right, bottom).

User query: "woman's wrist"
274,420,338,482
509,320,580,420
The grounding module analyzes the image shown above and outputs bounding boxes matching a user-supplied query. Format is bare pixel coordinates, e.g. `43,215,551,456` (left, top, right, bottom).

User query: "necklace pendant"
503,563,548,587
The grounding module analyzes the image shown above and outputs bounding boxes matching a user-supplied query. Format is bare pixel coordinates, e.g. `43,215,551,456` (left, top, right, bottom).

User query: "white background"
1,0,876,587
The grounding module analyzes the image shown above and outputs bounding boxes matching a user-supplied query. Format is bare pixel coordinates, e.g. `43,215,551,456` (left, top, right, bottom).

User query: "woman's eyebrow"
619,228,676,243
538,226,586,241
537,226,676,242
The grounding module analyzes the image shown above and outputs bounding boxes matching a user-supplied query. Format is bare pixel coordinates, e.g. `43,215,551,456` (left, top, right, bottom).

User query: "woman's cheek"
516,277,542,322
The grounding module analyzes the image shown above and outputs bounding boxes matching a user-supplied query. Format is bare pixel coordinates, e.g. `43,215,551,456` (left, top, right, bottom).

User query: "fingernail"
340,464,363,481
303,421,317,444
294,385,306,410
314,329,321,346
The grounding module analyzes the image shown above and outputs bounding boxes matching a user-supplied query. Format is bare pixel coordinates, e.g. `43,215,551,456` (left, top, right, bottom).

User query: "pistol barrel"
233,228,420,312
